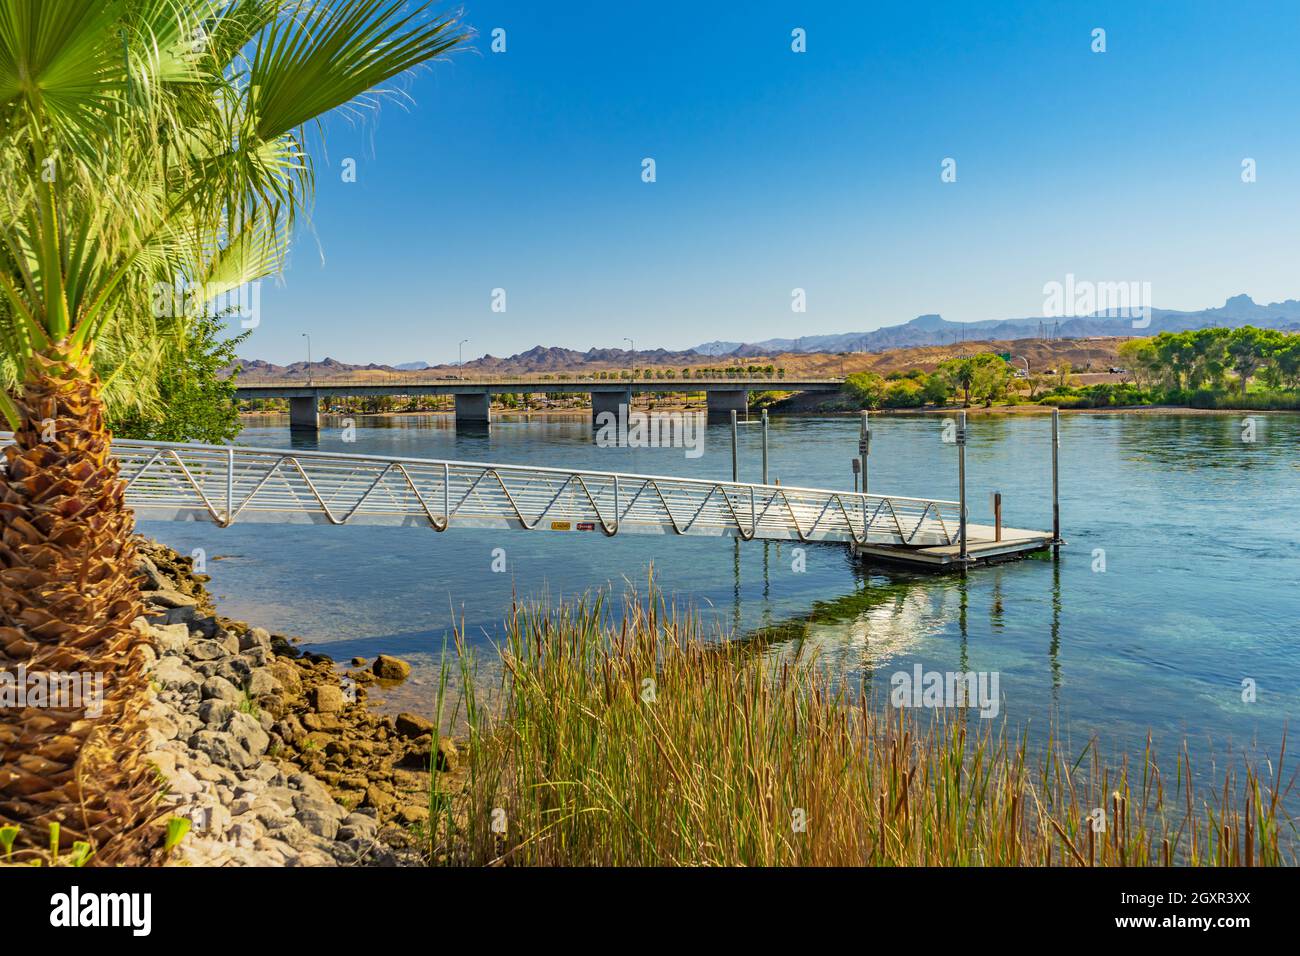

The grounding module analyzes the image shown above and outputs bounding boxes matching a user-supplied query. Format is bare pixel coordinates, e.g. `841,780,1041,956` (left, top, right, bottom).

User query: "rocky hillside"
696,293,1300,356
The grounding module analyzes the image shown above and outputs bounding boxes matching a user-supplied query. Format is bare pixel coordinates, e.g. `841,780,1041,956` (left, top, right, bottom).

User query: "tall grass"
428,585,1294,866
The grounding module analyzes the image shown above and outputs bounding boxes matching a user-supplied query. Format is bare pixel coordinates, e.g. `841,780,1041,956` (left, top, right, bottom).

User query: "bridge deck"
232,377,843,399
4,437,1050,568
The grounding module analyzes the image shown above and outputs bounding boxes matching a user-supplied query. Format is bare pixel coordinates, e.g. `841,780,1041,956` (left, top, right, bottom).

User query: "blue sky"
245,0,1300,365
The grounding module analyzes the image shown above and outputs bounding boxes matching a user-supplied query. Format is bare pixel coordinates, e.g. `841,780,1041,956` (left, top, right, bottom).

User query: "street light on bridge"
301,333,312,385
459,338,469,381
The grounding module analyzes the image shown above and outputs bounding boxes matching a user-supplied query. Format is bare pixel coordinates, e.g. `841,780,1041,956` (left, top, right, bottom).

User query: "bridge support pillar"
591,389,633,429
707,388,748,422
289,394,319,432
455,392,491,427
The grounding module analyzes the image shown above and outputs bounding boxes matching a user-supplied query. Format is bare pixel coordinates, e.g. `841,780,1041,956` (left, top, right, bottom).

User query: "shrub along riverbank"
429,586,1293,867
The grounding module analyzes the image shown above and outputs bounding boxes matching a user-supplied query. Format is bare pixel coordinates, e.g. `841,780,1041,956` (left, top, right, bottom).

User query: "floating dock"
852,523,1054,568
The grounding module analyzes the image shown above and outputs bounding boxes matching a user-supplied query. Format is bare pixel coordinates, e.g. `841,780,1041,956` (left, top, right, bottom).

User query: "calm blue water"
139,411,1300,787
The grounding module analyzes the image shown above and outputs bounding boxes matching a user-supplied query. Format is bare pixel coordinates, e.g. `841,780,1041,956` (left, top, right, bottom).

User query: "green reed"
427,583,1294,867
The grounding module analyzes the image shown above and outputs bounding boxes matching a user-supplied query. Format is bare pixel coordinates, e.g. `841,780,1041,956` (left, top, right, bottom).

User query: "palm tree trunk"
0,341,157,864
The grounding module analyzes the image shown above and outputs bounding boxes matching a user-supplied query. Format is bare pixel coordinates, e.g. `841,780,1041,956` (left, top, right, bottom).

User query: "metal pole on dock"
1051,408,1060,548
958,411,968,565
859,410,870,496
730,409,739,482
761,408,769,484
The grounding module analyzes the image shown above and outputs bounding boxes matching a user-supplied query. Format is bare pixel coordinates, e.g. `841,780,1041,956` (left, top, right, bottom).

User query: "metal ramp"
96,438,963,547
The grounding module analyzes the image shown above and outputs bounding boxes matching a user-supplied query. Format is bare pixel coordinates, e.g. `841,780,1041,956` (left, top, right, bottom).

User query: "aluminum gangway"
83,438,964,548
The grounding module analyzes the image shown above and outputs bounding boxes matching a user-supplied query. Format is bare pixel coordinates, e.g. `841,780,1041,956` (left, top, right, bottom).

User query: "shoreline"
236,402,1300,423
139,540,446,866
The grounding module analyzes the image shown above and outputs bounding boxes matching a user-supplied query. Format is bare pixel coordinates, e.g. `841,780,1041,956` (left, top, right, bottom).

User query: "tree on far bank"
844,371,887,409
1226,326,1274,397
938,353,1008,407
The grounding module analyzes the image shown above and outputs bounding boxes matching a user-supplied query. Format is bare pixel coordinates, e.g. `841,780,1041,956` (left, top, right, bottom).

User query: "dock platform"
852,523,1054,568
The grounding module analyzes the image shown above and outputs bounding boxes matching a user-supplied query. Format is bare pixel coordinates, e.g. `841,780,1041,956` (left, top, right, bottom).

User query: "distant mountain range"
693,294,1300,356
229,346,704,380
231,294,1300,378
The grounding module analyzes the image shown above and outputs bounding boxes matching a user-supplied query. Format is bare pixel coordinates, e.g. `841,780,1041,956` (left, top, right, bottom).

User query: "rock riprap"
137,540,452,866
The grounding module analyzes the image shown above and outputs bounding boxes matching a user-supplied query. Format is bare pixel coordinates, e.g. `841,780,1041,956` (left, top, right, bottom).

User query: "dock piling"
958,411,969,566
761,408,769,484
1051,408,1061,548
859,410,870,496
730,409,739,483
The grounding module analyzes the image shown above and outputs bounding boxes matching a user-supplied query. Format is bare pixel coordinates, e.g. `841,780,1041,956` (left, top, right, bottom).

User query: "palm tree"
0,0,468,863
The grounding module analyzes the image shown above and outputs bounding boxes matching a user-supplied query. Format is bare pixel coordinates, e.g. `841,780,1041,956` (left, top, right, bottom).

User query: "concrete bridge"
232,376,844,431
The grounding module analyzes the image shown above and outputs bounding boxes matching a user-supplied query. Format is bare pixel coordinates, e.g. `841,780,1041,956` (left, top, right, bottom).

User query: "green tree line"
1119,327,1300,396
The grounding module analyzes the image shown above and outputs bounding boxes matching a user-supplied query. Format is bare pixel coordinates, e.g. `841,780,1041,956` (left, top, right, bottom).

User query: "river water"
138,410,1299,784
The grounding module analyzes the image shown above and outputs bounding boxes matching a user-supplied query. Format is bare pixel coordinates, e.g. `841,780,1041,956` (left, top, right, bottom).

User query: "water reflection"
287,429,319,450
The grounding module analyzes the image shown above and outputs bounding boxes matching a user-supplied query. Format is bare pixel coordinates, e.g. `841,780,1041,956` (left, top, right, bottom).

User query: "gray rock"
229,819,261,847
217,630,241,655
173,713,202,739
188,639,228,662
191,660,220,678
289,773,336,809
240,627,272,651
150,622,190,656
297,806,340,840
198,699,235,727
201,675,241,703
188,800,232,838
154,657,201,695
136,554,170,591
169,768,204,795
293,791,347,821
256,806,294,830
228,710,270,756
215,657,253,687
192,761,238,786
154,605,198,627
241,646,271,668
338,812,380,842
188,615,219,639
190,729,254,769
262,786,299,810
150,712,180,740
246,667,281,698
143,589,197,609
